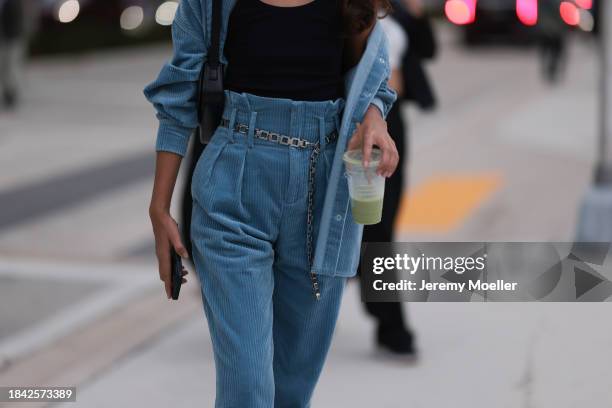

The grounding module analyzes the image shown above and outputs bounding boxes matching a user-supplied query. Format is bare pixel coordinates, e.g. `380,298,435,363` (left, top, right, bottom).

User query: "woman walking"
144,0,398,406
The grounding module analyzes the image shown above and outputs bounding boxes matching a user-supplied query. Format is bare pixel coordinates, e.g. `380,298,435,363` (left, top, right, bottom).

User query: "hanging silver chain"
307,142,322,301
306,132,337,301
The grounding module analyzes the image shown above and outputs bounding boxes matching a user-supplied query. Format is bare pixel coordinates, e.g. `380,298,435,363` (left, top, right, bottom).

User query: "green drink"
351,197,384,225
343,148,385,225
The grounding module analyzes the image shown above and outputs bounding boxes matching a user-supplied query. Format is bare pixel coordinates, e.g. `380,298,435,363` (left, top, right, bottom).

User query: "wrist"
149,202,170,218
366,103,383,119
365,104,387,129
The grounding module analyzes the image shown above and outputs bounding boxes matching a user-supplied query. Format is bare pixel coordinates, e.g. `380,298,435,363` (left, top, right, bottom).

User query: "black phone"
170,247,183,300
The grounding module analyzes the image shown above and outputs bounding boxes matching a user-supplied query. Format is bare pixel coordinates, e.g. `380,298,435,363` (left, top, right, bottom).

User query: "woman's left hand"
346,105,399,178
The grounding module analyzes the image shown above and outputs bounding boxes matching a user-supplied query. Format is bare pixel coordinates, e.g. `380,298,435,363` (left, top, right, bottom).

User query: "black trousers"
359,101,409,330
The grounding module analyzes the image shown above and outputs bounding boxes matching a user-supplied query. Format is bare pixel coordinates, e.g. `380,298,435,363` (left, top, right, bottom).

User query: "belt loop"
318,116,327,149
247,111,257,149
227,107,237,143
290,101,304,140
333,107,341,136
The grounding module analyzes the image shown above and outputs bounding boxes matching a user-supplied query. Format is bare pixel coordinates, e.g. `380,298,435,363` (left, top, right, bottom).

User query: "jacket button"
335,214,343,221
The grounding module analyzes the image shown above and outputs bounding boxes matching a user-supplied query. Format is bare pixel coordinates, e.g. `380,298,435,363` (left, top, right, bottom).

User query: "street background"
1,1,611,407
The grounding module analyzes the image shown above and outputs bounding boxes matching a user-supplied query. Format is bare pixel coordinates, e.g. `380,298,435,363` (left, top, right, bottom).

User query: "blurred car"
461,0,539,45
444,0,596,46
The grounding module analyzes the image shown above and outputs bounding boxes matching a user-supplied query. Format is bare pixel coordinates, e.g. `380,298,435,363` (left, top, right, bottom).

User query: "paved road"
0,24,610,408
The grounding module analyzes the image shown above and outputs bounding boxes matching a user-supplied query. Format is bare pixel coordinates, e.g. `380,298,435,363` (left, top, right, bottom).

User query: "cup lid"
342,148,382,168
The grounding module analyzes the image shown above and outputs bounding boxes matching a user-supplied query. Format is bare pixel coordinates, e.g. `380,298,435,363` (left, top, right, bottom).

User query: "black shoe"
376,325,417,357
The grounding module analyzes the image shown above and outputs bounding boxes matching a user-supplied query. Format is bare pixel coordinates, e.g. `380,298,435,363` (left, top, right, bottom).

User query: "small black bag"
181,0,224,259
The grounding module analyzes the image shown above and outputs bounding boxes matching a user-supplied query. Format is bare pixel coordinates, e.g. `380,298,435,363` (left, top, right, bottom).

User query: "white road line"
0,258,158,366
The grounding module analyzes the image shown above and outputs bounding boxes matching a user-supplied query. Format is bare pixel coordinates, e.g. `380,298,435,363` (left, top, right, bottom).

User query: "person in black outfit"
360,0,437,356
0,0,25,108
538,0,567,83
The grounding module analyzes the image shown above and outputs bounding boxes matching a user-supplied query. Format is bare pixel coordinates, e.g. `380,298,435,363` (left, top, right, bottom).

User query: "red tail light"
574,0,593,10
560,1,580,26
516,0,538,26
445,0,476,25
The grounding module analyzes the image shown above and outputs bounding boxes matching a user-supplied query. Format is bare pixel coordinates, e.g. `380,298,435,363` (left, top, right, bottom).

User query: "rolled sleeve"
143,0,206,157
369,32,397,120
370,96,387,119
155,120,194,156
369,79,397,120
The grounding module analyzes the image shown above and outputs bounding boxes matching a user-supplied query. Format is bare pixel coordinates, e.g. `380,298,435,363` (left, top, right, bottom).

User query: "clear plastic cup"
342,148,385,225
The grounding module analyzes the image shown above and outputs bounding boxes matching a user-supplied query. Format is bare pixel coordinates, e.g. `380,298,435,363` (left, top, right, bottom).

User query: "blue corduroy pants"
191,90,347,408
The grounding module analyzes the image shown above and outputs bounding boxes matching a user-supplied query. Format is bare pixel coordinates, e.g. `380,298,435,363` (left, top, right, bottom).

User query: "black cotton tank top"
223,0,345,102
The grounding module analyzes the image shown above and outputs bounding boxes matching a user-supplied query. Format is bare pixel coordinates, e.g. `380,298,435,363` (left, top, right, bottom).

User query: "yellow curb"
395,173,502,233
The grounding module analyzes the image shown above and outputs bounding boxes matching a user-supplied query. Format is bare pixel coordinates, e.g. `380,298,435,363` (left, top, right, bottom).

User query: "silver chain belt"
220,118,337,148
220,118,338,301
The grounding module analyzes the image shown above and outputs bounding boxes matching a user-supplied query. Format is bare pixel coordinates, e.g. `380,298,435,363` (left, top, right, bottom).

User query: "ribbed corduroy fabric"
190,90,347,408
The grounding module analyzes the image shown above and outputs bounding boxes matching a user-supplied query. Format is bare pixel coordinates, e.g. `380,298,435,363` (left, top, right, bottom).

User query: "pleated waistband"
222,90,345,144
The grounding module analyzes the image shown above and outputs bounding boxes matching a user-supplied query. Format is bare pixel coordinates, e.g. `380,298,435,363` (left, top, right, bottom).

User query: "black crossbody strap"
197,0,225,143
208,0,222,66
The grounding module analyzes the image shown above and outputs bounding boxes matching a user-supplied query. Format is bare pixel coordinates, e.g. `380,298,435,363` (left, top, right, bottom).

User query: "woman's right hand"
149,207,189,299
